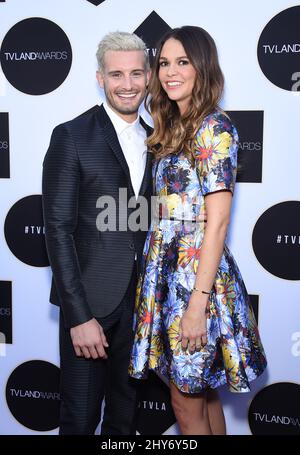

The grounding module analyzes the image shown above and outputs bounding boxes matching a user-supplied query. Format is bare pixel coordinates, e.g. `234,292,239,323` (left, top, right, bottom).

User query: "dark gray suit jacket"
42,104,152,328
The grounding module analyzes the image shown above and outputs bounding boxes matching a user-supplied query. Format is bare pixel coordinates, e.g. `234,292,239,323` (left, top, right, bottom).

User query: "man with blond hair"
42,31,151,435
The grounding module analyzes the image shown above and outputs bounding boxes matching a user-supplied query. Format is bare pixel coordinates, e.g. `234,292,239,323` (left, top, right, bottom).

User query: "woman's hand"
178,294,208,353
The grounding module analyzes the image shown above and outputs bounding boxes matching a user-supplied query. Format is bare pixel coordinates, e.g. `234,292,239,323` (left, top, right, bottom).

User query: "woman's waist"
153,194,206,223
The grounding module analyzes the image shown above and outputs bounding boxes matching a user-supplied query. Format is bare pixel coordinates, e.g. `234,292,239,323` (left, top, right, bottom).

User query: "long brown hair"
146,26,224,162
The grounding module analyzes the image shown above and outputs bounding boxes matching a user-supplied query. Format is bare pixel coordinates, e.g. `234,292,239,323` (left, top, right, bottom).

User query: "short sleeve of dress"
194,112,239,196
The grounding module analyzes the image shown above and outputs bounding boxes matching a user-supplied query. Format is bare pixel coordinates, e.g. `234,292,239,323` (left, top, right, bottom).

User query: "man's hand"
70,318,109,359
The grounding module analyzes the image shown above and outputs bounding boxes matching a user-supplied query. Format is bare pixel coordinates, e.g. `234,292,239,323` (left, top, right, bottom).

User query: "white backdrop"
0,0,300,435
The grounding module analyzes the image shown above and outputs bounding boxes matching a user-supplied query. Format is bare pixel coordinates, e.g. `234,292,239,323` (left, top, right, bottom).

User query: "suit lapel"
96,104,153,198
96,105,135,196
139,117,153,197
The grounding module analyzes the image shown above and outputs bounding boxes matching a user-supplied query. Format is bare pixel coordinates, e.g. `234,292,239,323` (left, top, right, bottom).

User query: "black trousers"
58,263,138,435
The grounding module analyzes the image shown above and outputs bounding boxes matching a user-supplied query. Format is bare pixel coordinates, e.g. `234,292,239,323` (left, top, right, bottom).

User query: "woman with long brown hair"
129,26,267,435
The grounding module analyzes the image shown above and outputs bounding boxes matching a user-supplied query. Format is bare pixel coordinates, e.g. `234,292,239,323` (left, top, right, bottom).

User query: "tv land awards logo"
258,6,300,92
249,383,300,434
0,18,72,95
0,281,12,345
252,201,300,280
6,360,60,431
134,11,172,66
226,111,263,183
4,195,49,267
0,112,10,178
136,372,176,434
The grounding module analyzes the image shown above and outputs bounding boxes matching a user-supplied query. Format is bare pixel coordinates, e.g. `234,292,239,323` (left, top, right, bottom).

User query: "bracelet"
193,287,211,295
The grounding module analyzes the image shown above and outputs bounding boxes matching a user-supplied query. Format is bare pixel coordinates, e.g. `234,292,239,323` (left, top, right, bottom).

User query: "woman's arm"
179,113,238,352
179,190,232,351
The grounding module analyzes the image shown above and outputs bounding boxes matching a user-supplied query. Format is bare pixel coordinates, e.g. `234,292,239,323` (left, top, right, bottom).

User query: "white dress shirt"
103,102,147,198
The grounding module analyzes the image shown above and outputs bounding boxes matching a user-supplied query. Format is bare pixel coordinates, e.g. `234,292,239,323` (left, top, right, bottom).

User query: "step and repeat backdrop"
0,0,300,435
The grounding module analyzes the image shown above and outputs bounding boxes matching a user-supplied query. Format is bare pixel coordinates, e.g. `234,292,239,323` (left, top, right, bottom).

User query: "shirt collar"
103,101,140,136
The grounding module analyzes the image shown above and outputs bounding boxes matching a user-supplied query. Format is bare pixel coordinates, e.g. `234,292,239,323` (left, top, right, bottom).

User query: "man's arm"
42,124,109,359
42,124,93,328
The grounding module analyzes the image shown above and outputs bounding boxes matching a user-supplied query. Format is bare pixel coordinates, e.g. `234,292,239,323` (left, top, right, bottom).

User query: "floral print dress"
129,111,267,393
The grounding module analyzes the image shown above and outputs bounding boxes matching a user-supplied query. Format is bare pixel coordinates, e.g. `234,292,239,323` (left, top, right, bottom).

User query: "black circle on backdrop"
6,360,60,431
257,6,300,91
249,383,300,435
4,195,49,267
0,17,72,95
252,201,300,280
